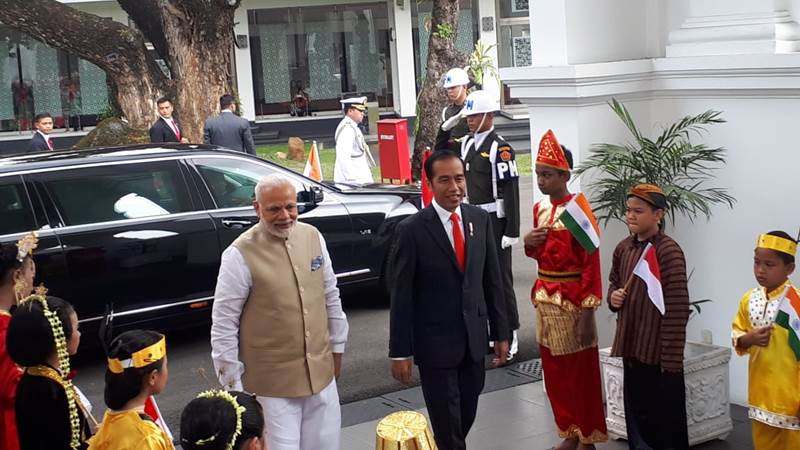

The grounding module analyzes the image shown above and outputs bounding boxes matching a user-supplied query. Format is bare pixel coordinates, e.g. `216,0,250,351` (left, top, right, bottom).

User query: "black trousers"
490,213,520,331
418,356,485,450
623,359,689,450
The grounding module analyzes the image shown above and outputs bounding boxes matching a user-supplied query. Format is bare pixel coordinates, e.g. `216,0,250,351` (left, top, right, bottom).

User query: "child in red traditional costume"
523,130,607,450
0,233,38,450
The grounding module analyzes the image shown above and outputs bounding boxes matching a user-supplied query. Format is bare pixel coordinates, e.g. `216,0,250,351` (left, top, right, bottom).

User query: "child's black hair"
180,391,265,450
560,145,574,170
104,330,165,410
765,230,796,265
0,243,22,288
7,296,75,367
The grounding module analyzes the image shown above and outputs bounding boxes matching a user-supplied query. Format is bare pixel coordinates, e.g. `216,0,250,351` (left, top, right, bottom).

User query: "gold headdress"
107,336,166,374
757,234,797,257
193,390,246,450
16,231,38,262
19,294,82,449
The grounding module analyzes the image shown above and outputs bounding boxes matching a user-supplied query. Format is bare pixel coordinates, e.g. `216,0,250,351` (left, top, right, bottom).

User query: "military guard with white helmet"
434,67,471,153
334,96,375,185
460,90,521,362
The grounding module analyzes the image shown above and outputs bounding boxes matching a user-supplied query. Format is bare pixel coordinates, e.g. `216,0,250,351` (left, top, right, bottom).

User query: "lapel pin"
469,222,474,237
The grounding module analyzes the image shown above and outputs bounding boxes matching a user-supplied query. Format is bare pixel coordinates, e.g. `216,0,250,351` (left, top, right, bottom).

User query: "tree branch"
117,0,171,66
0,0,168,84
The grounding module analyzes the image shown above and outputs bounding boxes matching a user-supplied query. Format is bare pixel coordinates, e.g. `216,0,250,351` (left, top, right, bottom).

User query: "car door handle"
222,218,256,228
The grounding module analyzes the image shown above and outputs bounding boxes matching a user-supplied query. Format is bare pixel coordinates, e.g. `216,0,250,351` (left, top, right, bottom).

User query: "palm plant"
466,40,501,91
576,98,736,225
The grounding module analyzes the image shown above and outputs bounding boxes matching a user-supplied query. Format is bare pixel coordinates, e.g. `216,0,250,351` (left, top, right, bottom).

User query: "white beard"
265,221,295,239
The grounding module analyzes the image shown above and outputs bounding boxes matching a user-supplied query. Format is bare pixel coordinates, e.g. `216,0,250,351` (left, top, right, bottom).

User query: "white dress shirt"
472,126,494,152
211,231,349,391
431,198,464,248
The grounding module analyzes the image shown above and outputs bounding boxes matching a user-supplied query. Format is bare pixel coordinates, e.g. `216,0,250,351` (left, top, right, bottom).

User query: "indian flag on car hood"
557,193,601,253
775,286,800,361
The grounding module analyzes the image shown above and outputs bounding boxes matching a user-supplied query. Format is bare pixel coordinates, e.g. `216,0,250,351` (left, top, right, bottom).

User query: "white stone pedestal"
599,343,733,447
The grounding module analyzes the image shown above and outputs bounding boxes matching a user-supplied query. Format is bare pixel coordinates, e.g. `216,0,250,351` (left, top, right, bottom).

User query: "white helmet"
460,90,499,117
442,68,470,88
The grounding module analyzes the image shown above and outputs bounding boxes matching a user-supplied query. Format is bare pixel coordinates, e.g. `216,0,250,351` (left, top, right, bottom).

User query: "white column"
667,0,800,56
478,0,501,103
389,0,417,117
530,0,569,66
233,5,256,121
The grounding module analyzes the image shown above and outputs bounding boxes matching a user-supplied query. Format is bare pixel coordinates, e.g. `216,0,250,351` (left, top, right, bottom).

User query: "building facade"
502,0,800,407
0,0,531,133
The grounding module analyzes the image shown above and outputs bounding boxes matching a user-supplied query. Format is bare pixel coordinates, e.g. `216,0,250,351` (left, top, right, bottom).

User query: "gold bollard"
375,411,437,450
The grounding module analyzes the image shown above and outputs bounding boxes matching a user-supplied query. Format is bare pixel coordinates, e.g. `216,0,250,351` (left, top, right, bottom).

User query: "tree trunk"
0,0,172,130
412,0,467,179
118,0,239,142
0,0,241,140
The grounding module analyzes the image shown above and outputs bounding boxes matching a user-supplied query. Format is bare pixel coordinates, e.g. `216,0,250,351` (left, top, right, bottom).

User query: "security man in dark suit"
149,96,189,143
459,90,521,363
389,150,509,450
434,67,471,153
203,94,256,155
28,112,55,152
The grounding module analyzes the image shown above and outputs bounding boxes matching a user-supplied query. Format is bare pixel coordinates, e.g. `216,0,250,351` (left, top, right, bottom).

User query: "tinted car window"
194,158,305,209
0,179,34,235
46,162,191,226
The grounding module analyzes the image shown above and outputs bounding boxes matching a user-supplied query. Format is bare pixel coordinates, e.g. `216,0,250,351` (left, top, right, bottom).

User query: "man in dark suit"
203,94,256,155
149,97,189,143
28,112,54,152
389,150,510,450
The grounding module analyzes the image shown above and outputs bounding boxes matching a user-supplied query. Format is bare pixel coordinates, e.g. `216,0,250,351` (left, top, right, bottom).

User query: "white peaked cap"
340,96,367,106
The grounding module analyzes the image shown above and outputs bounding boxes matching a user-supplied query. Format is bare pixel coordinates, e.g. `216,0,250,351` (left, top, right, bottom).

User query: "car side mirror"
297,186,323,206
311,185,324,203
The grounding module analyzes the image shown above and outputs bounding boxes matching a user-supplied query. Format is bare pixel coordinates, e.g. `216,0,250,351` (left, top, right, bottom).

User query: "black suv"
0,145,419,345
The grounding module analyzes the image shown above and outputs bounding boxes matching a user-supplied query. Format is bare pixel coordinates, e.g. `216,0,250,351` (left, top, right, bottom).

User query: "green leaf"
576,98,736,225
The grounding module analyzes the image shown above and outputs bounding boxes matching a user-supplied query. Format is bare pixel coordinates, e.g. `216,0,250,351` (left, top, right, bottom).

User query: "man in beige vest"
211,174,349,450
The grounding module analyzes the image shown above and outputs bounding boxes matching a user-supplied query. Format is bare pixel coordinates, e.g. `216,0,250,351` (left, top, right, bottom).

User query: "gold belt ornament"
537,269,581,283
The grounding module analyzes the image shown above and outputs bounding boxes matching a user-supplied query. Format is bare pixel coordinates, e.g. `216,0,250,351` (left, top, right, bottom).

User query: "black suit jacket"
27,133,51,152
149,117,182,143
389,203,509,368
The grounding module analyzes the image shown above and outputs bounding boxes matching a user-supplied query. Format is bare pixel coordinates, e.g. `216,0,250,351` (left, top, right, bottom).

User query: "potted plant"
577,99,736,446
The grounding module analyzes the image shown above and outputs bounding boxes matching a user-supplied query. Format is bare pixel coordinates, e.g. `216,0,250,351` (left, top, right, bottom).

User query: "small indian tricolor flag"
775,287,800,361
558,193,601,253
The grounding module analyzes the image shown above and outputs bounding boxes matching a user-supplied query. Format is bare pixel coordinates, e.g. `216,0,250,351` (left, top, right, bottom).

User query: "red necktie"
47,138,54,151
450,212,465,271
170,120,181,140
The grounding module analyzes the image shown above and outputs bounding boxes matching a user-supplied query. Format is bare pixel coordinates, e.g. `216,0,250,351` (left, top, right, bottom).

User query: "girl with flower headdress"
7,295,91,449
0,235,37,450
180,390,266,450
87,330,172,450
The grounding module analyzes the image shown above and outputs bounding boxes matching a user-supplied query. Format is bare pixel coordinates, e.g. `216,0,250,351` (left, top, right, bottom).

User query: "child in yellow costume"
732,231,800,450
88,330,172,450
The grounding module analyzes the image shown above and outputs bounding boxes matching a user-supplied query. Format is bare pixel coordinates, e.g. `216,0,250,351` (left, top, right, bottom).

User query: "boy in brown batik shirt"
608,184,691,450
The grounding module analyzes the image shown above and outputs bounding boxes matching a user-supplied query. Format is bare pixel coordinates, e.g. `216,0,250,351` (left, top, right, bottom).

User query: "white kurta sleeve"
318,232,349,353
211,246,252,391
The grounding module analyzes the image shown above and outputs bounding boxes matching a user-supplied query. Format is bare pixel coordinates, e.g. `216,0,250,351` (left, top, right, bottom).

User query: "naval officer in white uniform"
333,96,374,185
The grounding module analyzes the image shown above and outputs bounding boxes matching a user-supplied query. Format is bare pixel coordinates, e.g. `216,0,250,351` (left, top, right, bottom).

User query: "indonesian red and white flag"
144,395,173,440
633,242,665,315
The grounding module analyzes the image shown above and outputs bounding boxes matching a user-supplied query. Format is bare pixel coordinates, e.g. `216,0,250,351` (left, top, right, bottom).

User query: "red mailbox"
376,118,412,184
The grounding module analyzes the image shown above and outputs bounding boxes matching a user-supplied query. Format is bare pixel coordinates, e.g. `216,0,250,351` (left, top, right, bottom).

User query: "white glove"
501,236,518,249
